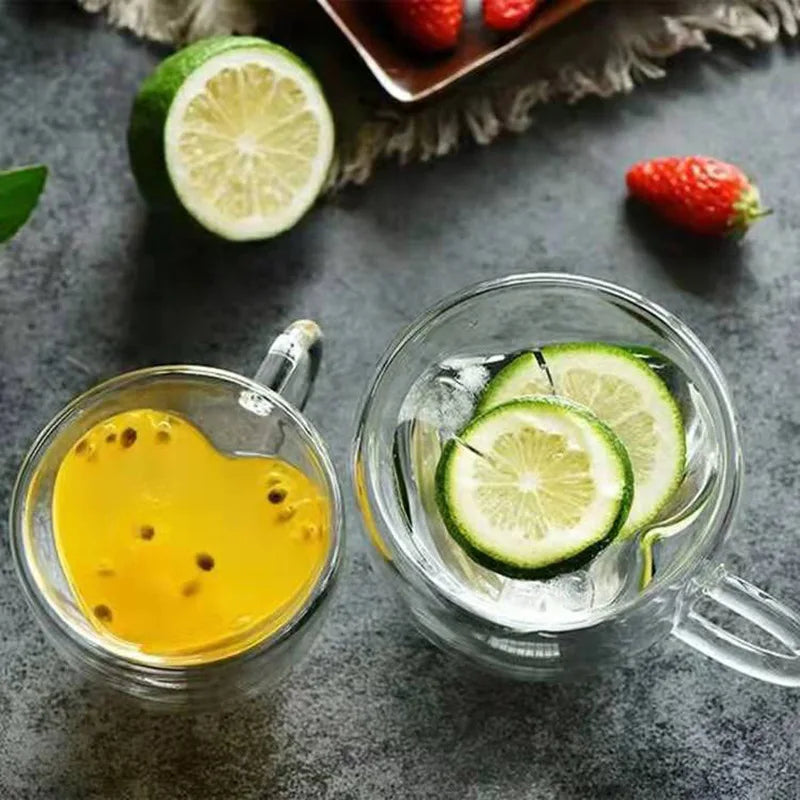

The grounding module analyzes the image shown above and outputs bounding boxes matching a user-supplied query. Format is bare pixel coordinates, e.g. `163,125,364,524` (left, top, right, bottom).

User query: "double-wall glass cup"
11,321,343,709
353,274,800,685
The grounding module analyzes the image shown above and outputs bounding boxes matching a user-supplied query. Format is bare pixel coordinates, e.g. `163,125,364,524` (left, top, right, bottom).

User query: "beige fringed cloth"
79,0,800,188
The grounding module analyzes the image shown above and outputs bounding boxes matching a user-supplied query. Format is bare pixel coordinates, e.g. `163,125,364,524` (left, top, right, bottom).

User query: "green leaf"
0,165,48,244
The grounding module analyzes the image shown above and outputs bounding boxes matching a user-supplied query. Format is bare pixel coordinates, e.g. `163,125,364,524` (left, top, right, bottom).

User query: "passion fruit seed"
268,487,287,504
121,427,137,448
139,525,155,541
75,439,88,455
155,421,172,443
196,553,215,571
182,580,201,597
94,604,113,623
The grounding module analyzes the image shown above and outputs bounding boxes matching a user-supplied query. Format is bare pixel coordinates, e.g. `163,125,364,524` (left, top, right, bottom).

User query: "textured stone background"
1,3,799,798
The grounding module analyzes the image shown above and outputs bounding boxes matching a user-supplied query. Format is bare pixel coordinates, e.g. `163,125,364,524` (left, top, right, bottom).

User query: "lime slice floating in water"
129,37,335,241
435,397,633,580
478,343,685,537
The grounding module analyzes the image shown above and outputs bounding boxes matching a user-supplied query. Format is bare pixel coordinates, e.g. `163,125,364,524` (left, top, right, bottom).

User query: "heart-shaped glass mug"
353,274,800,685
10,321,343,709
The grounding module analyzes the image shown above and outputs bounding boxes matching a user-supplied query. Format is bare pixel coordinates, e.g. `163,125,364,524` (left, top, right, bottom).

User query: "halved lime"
436,397,633,580
129,37,335,241
478,343,685,537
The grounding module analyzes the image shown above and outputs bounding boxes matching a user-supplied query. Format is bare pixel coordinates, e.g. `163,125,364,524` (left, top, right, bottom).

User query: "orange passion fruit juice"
52,409,329,660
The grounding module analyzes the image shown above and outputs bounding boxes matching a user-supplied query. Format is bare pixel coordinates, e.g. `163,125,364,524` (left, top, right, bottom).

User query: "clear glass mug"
353,274,800,685
10,321,343,709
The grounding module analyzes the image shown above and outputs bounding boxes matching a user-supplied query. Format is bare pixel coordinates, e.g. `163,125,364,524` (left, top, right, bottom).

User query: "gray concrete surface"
1,3,799,798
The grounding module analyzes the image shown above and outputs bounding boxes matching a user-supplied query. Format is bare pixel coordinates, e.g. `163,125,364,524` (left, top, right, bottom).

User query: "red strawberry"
386,0,464,53
483,0,540,32
626,156,770,237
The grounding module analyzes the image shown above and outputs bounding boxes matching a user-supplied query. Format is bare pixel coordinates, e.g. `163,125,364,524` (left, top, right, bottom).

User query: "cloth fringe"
78,0,261,42
77,0,800,189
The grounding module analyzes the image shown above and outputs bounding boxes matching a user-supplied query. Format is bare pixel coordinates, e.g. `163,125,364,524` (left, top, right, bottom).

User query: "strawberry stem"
730,185,770,236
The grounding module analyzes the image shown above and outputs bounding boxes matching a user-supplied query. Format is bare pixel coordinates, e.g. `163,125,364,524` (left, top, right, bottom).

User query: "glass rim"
352,272,743,630
9,364,344,674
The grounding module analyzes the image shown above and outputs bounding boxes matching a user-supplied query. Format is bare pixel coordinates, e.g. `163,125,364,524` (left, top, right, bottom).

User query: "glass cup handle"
253,320,322,411
672,565,800,686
